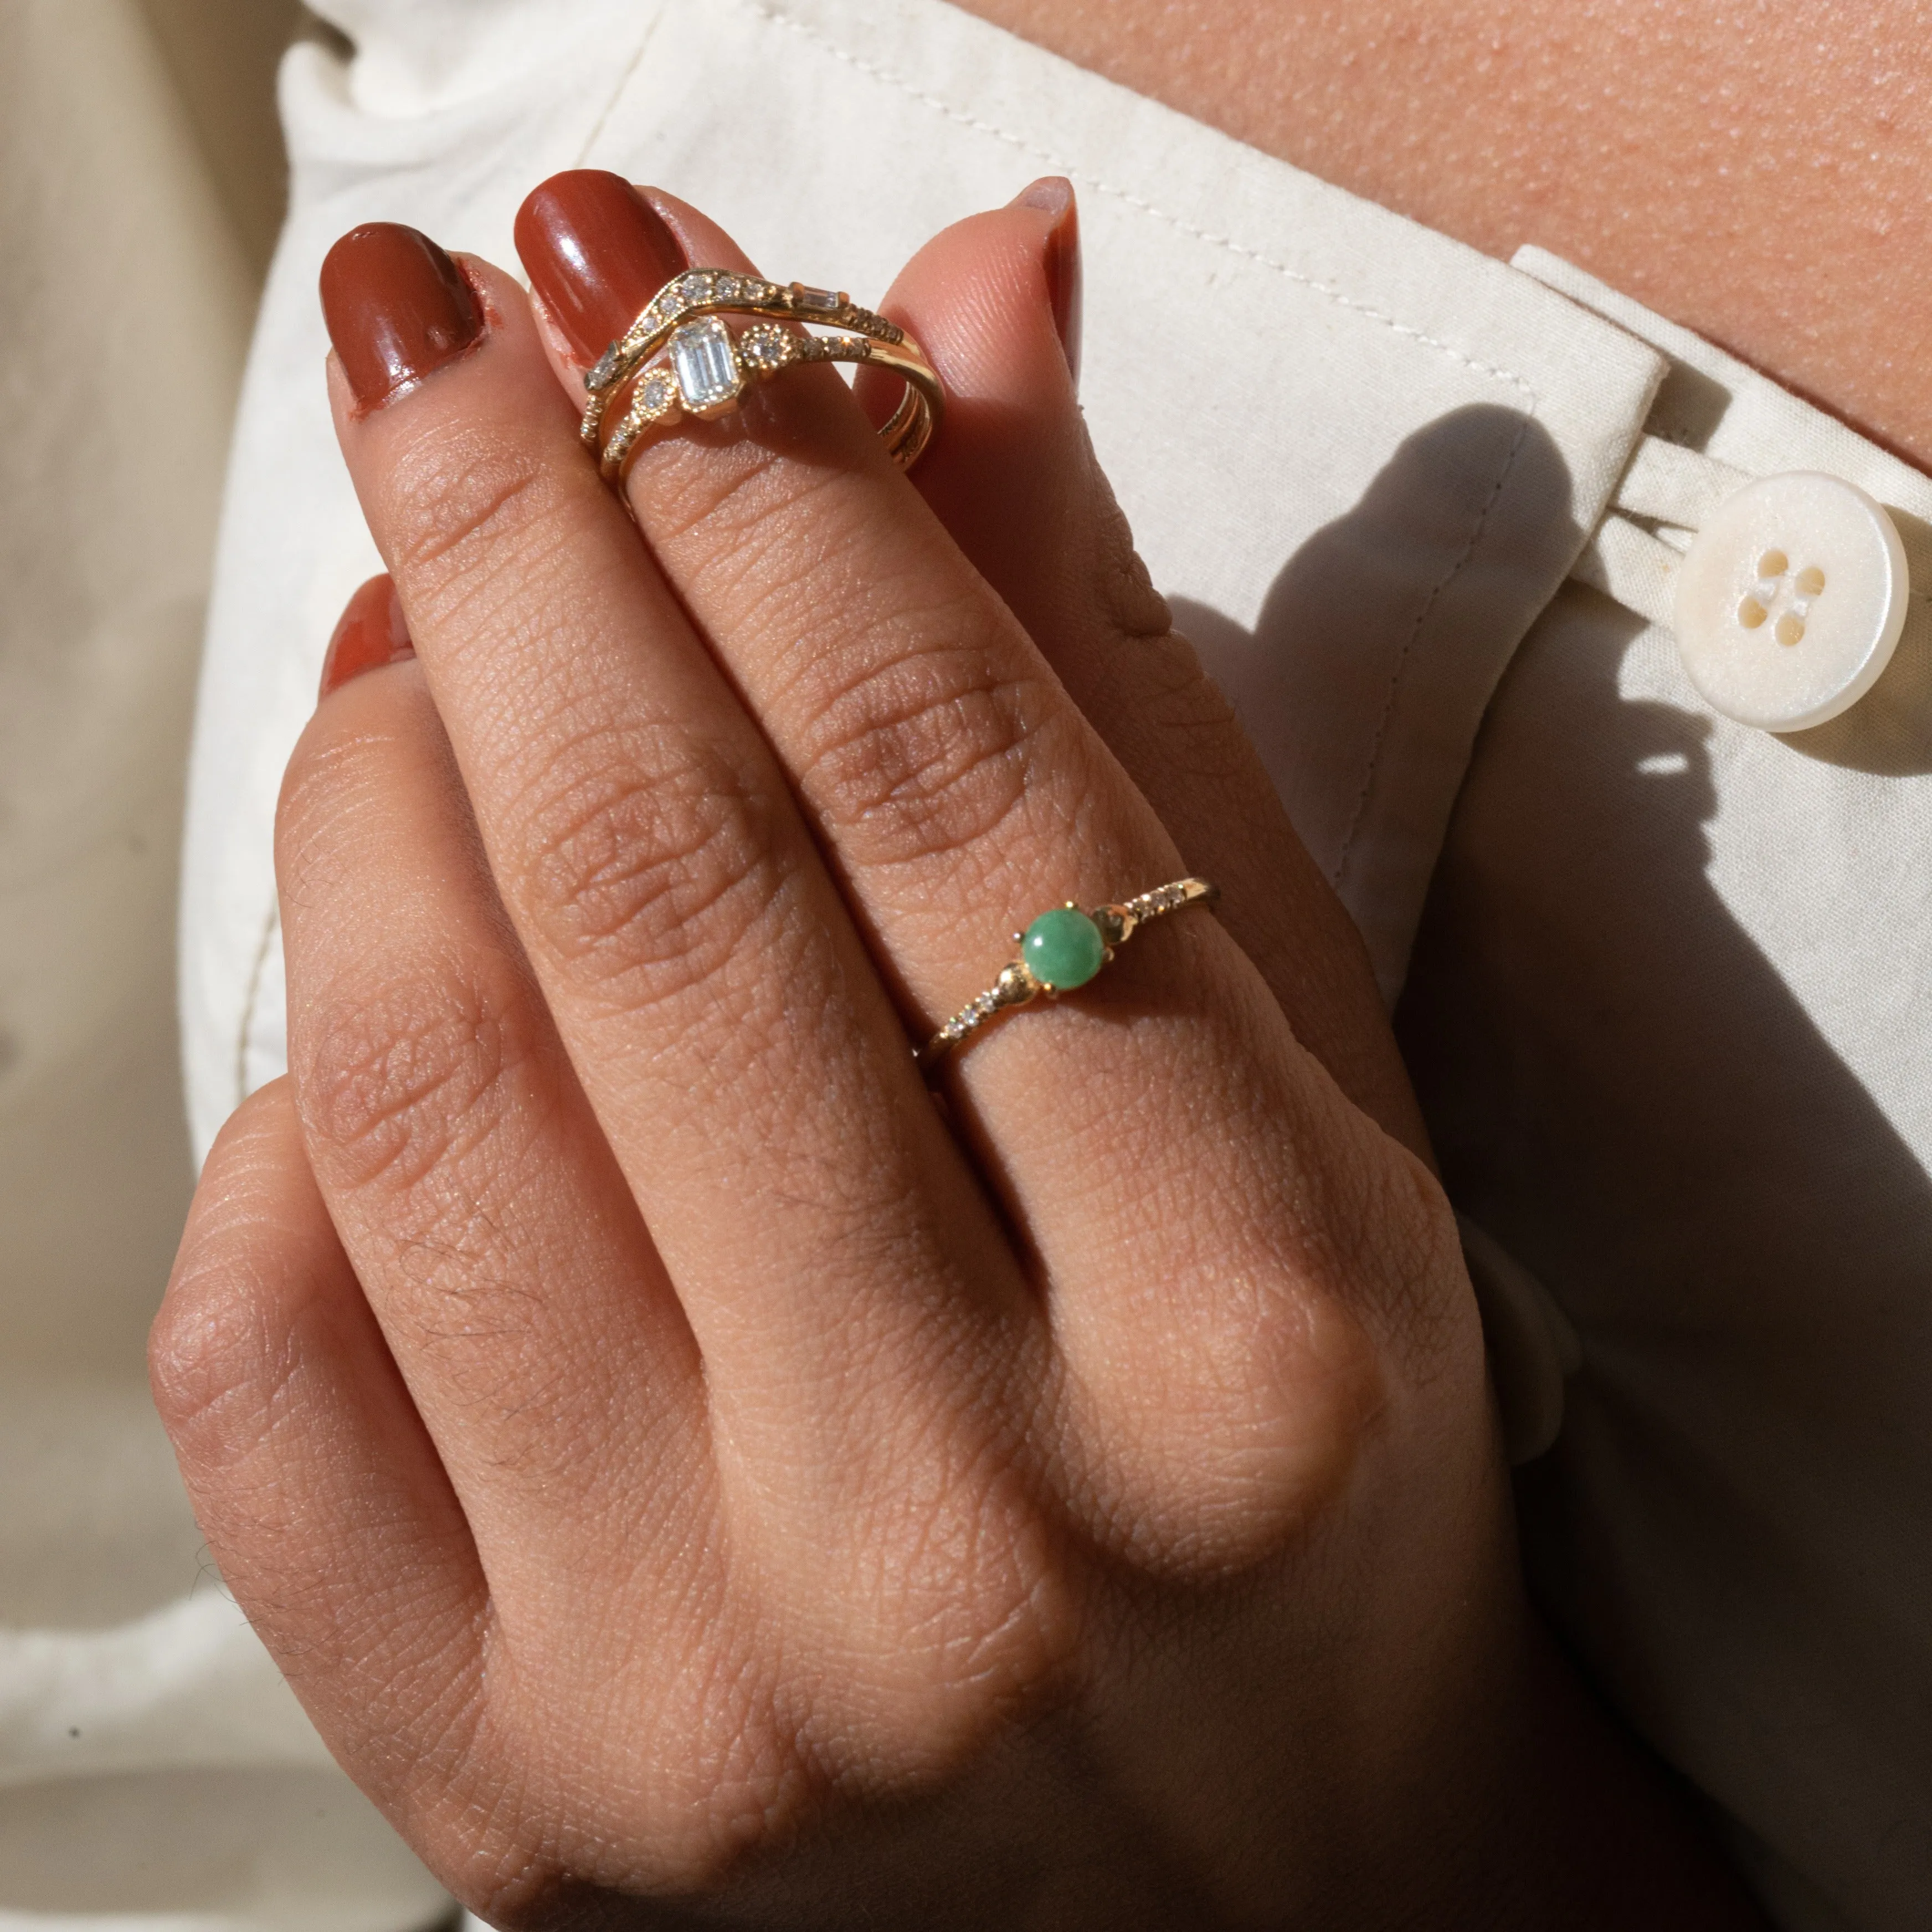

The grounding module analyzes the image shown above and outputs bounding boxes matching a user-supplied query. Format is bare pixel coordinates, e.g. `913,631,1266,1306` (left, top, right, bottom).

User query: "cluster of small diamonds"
784,285,903,343
929,1002,994,1054
599,358,686,475
738,324,800,375
587,270,929,484
632,365,680,422
590,271,786,393
797,332,875,364
927,963,1039,1055
1123,879,1215,923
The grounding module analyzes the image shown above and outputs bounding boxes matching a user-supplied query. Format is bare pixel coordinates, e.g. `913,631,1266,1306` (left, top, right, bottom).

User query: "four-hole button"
1673,471,1908,731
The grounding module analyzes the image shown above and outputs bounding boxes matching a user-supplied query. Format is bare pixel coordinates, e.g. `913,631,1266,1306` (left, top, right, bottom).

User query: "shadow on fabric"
1396,584,1932,1928
1170,404,1582,945
1154,397,1930,1924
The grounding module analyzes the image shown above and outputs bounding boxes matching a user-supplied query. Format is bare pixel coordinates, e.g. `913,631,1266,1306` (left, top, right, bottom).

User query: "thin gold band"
918,878,1220,1070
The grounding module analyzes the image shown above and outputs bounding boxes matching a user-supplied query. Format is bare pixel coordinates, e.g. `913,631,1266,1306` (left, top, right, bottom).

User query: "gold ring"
918,878,1220,1070
579,271,942,481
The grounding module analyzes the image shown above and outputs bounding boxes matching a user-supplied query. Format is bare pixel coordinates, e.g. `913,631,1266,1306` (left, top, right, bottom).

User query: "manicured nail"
514,170,688,368
1012,177,1081,385
318,574,414,700
320,224,482,412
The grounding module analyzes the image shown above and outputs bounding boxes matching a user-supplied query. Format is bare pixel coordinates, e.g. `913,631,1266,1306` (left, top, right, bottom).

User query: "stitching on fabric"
736,0,1538,406
235,897,282,1109
1333,410,1533,887
738,0,1547,896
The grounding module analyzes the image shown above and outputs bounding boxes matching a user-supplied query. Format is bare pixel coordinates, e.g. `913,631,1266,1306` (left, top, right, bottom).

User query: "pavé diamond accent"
739,325,795,373
638,370,677,417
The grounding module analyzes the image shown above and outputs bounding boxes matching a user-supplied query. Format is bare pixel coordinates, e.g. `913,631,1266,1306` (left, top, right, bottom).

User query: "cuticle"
346,259,494,420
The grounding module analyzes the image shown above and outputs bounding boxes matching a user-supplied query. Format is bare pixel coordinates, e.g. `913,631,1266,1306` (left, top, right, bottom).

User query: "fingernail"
1012,177,1081,384
318,574,414,700
320,224,482,413
514,170,688,368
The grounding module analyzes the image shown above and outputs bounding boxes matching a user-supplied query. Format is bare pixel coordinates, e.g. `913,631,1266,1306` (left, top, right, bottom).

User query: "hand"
151,173,1761,1928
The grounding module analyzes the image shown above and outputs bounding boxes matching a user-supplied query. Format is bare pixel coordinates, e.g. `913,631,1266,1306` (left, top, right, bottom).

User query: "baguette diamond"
669,317,742,417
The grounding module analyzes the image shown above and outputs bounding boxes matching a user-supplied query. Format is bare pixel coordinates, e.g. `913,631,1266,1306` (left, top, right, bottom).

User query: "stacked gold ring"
580,270,943,483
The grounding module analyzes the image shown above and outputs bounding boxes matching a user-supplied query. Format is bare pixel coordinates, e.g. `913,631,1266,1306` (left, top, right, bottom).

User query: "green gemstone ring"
917,877,1219,1068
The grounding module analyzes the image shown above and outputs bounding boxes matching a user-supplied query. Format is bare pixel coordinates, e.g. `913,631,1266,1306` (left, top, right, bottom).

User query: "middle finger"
515,179,1420,1523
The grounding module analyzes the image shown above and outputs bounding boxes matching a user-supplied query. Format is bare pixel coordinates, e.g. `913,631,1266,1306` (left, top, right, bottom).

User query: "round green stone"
1021,906,1107,990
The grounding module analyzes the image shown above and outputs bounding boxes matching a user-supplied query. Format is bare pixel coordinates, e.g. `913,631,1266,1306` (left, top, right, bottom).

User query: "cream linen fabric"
1401,248,1932,1932
0,0,1877,1925
0,1,453,1927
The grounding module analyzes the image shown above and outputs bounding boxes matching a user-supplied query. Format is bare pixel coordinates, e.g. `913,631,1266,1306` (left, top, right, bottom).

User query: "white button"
1673,471,1908,731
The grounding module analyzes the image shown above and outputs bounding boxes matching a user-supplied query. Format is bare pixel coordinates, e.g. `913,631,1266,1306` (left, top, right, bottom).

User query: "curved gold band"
917,878,1220,1070
579,270,942,481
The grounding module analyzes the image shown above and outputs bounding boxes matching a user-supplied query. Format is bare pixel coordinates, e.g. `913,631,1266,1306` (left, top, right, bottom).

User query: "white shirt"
7,2,1928,1927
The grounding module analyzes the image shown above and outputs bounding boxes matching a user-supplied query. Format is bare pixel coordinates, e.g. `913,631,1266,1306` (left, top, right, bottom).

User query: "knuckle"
804,1395,1077,1727
378,417,562,584
1198,1283,1388,1568
1138,630,1245,744
1096,622,1266,798
1358,1148,1481,1383
794,630,1069,869
649,447,1082,873
1107,1156,1476,1581
296,965,520,1197
276,717,400,893
148,1240,290,1461
508,724,794,1008
1288,1097,1473,1372
872,1473,1073,1707
1068,1244,1394,1581
148,1088,310,1457
1084,449,1173,640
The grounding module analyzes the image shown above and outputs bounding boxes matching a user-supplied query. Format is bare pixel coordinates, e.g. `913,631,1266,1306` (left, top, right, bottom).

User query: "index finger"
316,222,1050,1551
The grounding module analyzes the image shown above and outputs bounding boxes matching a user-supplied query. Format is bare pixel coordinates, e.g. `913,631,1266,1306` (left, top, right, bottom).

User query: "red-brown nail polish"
1012,177,1082,386
320,224,482,412
513,170,688,368
318,574,414,700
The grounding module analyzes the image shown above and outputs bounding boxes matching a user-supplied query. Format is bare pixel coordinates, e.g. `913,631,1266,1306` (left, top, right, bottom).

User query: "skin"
958,0,1932,470
148,7,1919,1919
150,177,1771,1925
